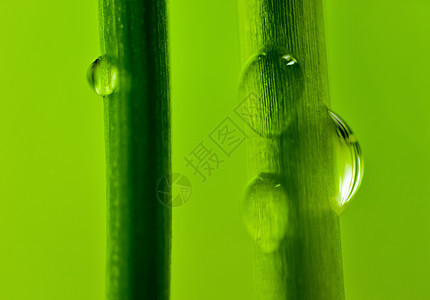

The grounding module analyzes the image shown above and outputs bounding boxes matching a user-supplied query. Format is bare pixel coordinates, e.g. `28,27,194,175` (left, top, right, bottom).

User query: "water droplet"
156,172,192,208
87,55,118,96
241,173,289,253
329,109,364,214
238,47,303,137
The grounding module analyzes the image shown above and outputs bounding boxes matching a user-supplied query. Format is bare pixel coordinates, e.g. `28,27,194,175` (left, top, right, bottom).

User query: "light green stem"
238,0,345,299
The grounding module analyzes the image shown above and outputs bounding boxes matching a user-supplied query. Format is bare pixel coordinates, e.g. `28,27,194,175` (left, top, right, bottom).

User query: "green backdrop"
0,0,429,299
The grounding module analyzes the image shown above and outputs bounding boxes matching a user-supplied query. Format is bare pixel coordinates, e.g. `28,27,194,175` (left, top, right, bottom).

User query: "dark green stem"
238,0,345,299
98,0,171,299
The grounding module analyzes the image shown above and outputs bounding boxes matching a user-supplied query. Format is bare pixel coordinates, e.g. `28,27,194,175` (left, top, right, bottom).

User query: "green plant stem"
98,0,171,299
238,0,345,299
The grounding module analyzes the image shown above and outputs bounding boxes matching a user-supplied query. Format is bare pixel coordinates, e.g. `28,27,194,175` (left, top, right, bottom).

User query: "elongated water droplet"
238,47,303,137
329,109,364,214
87,55,118,96
241,173,289,253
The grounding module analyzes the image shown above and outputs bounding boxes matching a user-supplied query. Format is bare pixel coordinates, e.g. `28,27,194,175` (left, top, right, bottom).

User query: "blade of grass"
238,0,345,299
98,0,171,299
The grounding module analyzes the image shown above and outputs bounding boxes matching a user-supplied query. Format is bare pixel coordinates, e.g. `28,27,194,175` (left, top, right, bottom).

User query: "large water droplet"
241,173,289,253
237,47,304,137
87,55,118,96
329,109,364,214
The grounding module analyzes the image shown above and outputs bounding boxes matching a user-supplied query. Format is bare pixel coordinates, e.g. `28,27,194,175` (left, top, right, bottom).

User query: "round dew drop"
87,55,118,96
329,109,364,214
238,47,303,137
241,173,289,253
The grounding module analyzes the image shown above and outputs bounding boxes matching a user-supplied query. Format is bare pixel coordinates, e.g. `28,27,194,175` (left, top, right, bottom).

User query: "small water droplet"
87,55,118,96
238,47,304,137
329,109,364,214
241,173,289,253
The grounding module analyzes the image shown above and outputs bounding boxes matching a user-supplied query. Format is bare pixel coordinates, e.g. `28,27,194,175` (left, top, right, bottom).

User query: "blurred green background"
1,0,429,299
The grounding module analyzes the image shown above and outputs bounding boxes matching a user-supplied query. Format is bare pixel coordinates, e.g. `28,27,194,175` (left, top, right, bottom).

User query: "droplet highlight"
238,47,304,137
329,109,364,214
87,55,118,96
241,173,289,253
